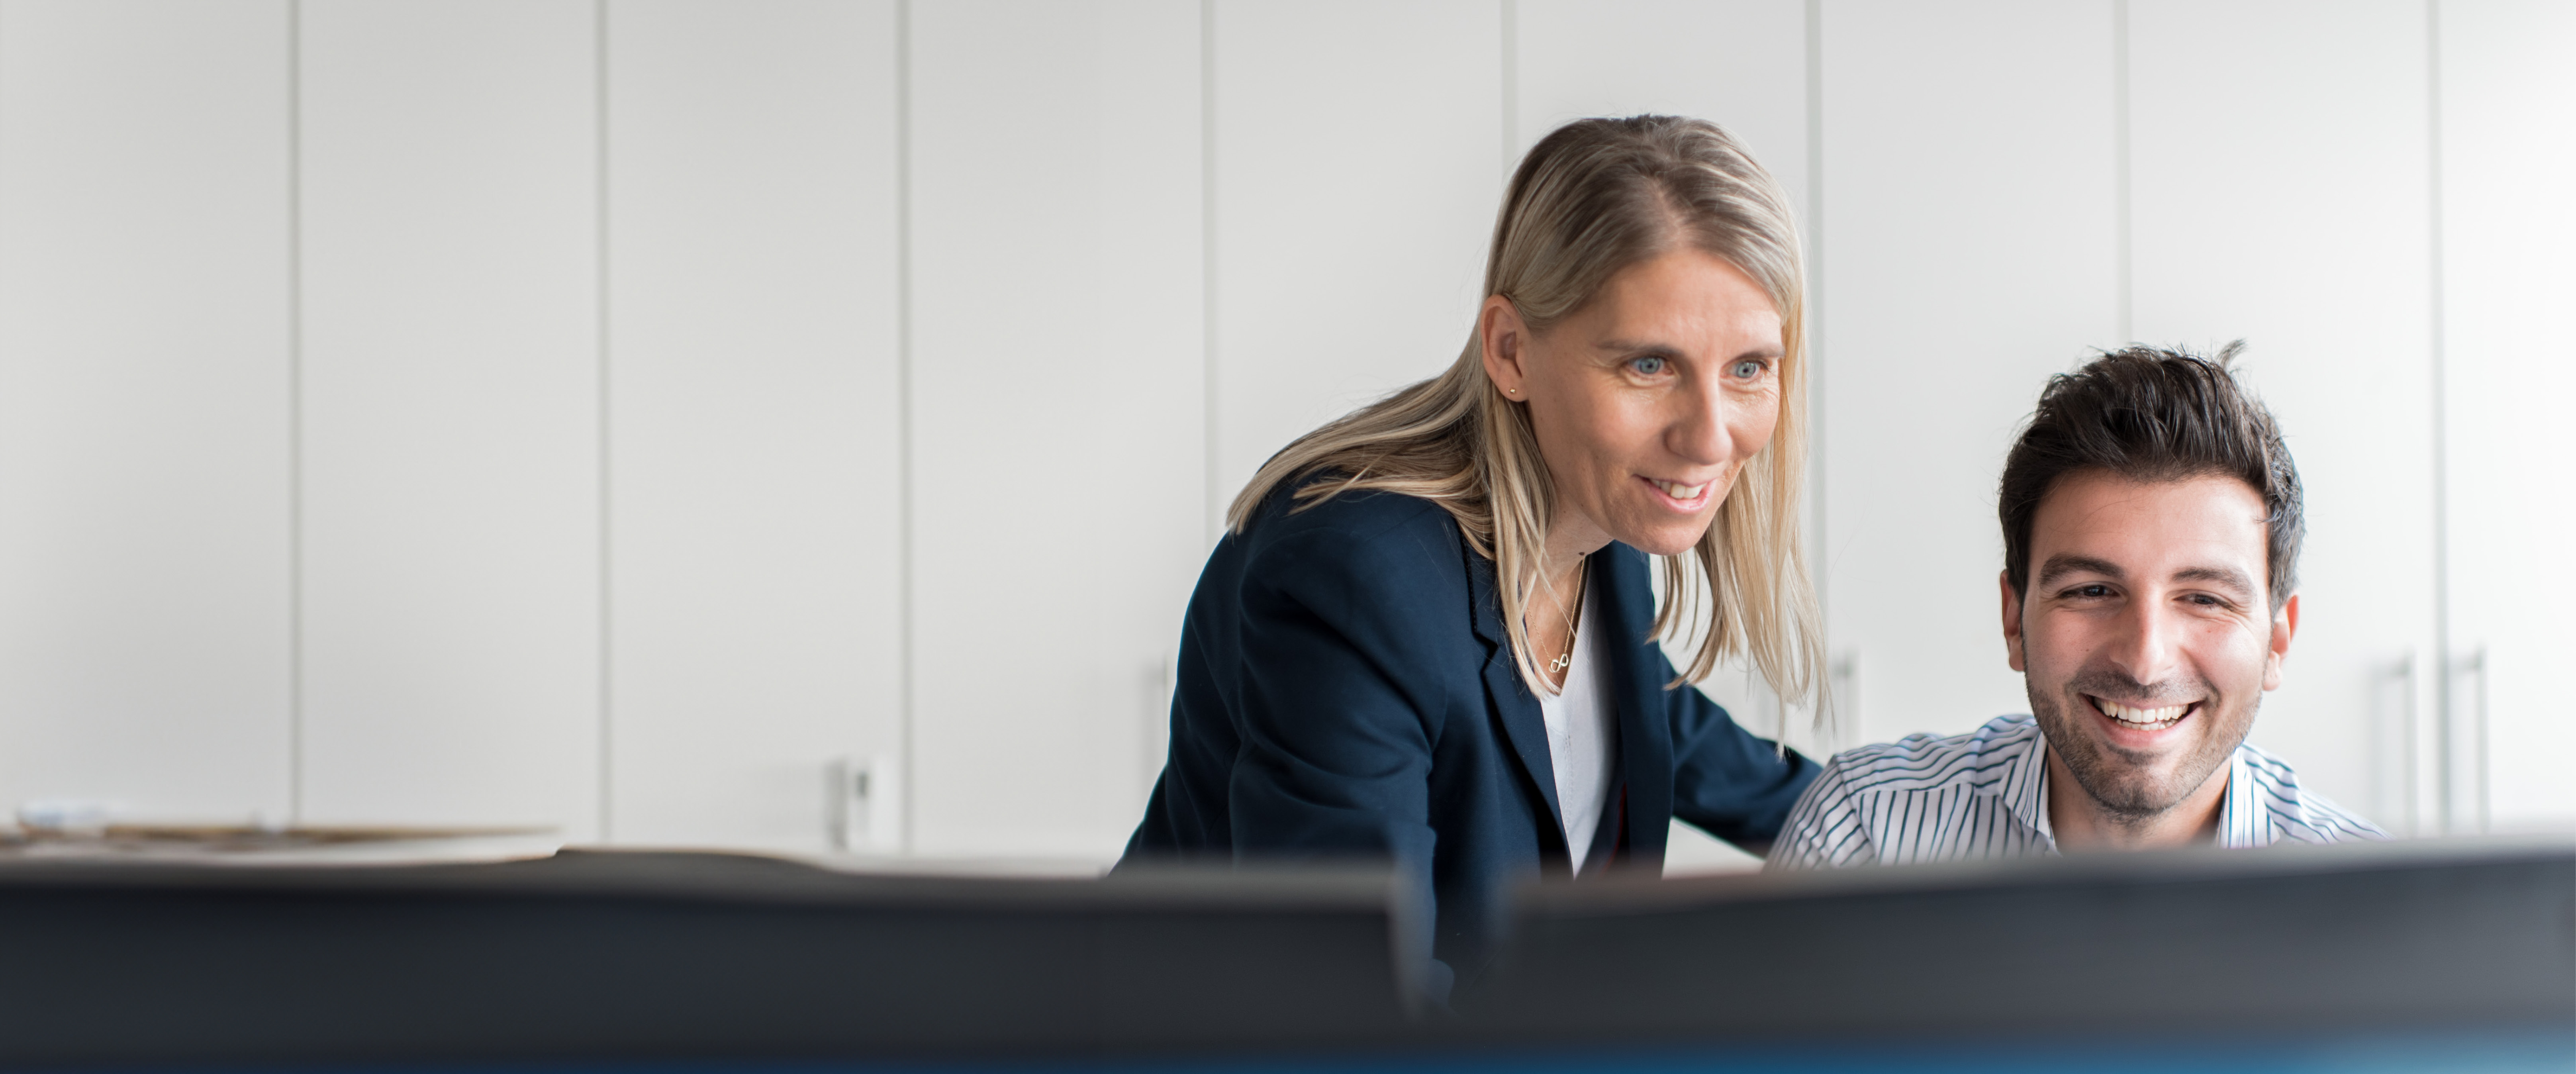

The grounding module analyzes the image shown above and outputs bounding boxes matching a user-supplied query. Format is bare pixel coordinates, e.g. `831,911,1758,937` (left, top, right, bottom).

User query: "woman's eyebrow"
1593,339,1682,356
1591,340,1785,361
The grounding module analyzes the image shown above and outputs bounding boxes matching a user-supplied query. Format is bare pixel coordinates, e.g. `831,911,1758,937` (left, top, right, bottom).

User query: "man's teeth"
2098,699,2189,727
1654,480,1706,500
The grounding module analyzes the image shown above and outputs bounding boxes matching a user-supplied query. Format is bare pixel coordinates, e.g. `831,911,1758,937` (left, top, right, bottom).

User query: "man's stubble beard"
2028,666,2255,823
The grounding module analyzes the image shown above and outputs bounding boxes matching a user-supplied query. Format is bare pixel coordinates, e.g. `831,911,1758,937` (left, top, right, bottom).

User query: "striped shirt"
1767,714,2385,870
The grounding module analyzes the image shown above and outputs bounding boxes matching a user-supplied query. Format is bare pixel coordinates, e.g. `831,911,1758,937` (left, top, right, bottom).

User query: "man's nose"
2107,594,2182,686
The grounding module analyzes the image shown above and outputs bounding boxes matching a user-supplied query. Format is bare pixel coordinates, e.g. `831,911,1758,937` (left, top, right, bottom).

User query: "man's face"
2002,469,2298,820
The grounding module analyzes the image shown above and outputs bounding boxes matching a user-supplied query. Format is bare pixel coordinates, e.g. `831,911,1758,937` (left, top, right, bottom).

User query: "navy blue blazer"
1118,480,1819,1000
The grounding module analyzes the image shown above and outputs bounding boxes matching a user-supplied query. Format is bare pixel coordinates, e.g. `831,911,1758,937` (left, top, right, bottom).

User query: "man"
1771,345,2381,867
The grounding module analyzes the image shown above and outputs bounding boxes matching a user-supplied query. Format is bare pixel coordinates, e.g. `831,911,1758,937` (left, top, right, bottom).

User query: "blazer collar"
1467,539,1677,874
1465,537,1571,873
1591,547,1675,866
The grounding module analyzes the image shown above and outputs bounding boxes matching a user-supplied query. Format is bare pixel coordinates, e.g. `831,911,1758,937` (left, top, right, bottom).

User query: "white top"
1536,584,1618,873
1765,713,2386,870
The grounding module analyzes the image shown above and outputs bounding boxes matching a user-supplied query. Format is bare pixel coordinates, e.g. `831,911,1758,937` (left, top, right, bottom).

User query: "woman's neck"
1541,506,1615,583
1524,507,1613,690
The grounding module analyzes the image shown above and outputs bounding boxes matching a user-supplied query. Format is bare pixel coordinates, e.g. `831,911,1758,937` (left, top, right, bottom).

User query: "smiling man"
1770,345,2382,867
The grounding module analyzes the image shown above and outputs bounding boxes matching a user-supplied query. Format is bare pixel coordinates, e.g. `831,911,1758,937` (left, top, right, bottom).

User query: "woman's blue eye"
1630,356,1667,375
1731,359,1765,379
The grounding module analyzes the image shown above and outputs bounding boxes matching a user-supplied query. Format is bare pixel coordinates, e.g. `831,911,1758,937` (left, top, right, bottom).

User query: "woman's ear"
1479,295,1528,399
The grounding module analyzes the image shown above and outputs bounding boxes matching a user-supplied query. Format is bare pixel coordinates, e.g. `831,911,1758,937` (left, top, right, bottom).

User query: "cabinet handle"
2454,647,2490,834
2389,652,2420,836
1827,652,1860,752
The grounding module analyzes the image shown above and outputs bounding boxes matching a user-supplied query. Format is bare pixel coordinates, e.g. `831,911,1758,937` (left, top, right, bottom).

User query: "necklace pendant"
1549,652,1572,674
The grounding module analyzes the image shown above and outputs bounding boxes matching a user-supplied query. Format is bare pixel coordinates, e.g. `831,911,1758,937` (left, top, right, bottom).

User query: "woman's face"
1481,249,1785,557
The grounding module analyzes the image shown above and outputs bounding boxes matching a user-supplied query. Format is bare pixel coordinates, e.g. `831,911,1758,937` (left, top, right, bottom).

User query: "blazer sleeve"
1224,523,1449,872
1663,657,1822,854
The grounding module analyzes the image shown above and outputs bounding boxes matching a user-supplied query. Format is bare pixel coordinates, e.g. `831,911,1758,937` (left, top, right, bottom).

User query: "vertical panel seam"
2112,0,2131,345
2423,0,2454,832
1498,0,1515,174
1200,0,1218,545
1804,0,1831,747
287,0,305,825
596,0,615,843
897,0,916,854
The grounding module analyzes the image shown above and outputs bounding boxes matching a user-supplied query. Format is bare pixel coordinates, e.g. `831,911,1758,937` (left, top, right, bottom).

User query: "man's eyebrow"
2035,555,2124,588
2172,565,2258,596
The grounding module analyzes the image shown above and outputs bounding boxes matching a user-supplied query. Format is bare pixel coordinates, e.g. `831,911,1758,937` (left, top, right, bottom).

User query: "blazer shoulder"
1246,480,1454,543
1237,486,1475,627
1245,484,1463,568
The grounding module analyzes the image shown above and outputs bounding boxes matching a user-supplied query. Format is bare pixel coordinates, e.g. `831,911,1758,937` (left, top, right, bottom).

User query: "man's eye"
1629,356,1667,376
2066,584,2113,599
1730,359,1766,379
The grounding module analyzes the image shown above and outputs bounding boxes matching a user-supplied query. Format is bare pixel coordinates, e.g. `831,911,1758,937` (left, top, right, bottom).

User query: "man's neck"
2043,746,2227,852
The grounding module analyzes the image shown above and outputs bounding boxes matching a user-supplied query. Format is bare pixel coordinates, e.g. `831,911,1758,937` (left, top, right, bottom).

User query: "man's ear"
2263,592,2299,691
1479,295,1528,397
2000,569,2027,673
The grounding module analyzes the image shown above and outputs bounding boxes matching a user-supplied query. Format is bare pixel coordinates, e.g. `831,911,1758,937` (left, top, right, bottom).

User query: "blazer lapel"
1463,537,1573,873
1595,547,1675,867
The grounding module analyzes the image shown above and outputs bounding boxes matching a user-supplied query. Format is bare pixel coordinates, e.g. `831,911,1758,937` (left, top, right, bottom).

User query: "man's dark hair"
1999,343,2304,610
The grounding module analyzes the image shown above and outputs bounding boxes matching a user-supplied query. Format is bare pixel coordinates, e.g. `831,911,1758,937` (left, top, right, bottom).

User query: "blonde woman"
1119,116,1826,1002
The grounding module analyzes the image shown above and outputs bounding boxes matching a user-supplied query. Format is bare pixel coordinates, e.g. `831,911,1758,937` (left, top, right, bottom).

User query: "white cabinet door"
909,0,1204,860
0,0,294,823
299,0,605,835
1817,0,2123,747
2435,0,2576,833
2129,0,2437,832
602,0,903,852
1208,0,1503,525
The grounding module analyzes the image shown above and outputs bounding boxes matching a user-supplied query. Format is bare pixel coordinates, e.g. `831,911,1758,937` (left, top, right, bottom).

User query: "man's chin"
2073,775,2190,819
2038,703,2205,815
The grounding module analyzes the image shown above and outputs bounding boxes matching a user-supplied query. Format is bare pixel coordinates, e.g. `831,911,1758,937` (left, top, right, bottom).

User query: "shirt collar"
1996,719,2054,846
2214,747,2255,849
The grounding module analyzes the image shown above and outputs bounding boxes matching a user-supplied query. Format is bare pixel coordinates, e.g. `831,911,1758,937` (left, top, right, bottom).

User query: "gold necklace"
1546,556,1588,678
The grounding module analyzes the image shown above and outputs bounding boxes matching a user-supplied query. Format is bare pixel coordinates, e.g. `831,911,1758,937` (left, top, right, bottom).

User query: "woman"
1120,116,1826,1002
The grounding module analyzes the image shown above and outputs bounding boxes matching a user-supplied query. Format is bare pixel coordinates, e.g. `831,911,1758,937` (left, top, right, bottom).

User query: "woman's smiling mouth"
1643,476,1712,508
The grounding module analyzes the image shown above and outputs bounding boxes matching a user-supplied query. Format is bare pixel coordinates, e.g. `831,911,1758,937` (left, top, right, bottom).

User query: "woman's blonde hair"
1226,115,1825,715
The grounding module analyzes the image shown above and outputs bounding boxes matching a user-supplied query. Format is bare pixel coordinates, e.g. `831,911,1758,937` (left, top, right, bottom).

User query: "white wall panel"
1818,0,2122,746
1209,0,1503,524
2130,0,2434,829
603,0,901,851
0,0,293,821
2437,0,2576,831
910,0,1203,859
1513,0,1807,219
299,0,603,834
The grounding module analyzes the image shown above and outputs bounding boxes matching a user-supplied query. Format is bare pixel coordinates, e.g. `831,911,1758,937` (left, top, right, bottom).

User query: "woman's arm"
1224,517,1461,1000
1226,522,1449,863
1663,665,1821,853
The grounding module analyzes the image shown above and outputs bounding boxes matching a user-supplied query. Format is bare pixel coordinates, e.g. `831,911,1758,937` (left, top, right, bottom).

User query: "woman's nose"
1665,375,1736,466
